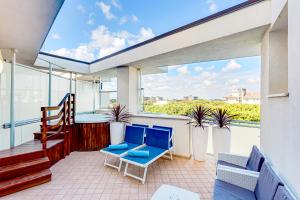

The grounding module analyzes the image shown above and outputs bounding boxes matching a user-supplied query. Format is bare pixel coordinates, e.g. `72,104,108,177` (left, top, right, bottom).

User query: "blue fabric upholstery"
122,146,167,165
274,186,296,200
102,142,141,155
217,160,245,170
246,146,265,172
254,163,283,200
128,150,150,157
214,180,256,200
124,125,145,145
132,123,149,128
152,125,173,147
108,143,128,150
145,128,170,150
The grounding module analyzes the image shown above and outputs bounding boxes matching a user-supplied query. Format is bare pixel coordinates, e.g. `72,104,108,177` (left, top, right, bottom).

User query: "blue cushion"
274,186,296,200
152,125,173,147
108,143,128,150
214,180,256,200
122,146,167,165
246,146,265,172
255,163,283,200
217,160,246,170
128,150,150,157
102,142,140,156
145,128,170,150
132,123,149,128
124,125,145,145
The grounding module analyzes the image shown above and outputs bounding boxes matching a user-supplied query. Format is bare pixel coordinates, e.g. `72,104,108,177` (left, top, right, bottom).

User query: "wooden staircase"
0,148,51,197
0,93,75,197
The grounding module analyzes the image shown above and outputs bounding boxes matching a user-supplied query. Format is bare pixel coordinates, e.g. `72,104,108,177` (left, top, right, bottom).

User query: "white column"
48,63,52,107
117,66,139,114
10,49,16,148
69,72,72,94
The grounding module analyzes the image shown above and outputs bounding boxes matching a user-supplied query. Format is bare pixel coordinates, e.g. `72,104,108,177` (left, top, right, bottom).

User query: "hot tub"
73,114,111,151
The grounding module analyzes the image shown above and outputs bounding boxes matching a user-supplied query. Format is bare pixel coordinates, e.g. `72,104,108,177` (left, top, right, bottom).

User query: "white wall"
261,1,300,197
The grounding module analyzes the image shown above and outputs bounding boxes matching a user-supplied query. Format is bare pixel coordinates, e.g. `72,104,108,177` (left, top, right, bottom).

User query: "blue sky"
41,0,260,99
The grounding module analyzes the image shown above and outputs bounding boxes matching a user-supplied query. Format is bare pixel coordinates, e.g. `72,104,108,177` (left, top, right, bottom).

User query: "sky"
41,0,260,100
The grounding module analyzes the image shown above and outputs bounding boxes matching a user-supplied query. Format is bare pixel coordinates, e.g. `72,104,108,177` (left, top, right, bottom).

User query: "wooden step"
0,169,51,197
0,157,50,181
0,150,44,167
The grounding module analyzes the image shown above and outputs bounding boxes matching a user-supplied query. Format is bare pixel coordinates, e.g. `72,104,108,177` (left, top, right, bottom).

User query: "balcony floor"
2,151,215,200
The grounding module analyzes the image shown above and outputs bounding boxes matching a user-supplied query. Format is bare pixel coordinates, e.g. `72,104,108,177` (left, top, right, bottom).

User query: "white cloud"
222,59,241,72
87,19,95,25
247,78,260,84
77,4,86,13
50,25,155,61
126,27,155,46
207,0,218,13
132,15,139,22
90,25,126,57
168,65,181,70
119,16,128,25
201,71,216,79
96,1,115,20
50,45,95,61
177,65,189,74
51,33,61,40
111,0,122,10
226,78,240,85
194,66,203,73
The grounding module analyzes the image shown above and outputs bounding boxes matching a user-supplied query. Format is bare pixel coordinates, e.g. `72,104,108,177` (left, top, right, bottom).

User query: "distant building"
224,88,260,104
184,95,198,101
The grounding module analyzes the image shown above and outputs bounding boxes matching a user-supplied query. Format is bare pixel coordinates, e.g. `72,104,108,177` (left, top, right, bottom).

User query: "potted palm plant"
188,105,211,161
211,108,236,159
110,104,130,144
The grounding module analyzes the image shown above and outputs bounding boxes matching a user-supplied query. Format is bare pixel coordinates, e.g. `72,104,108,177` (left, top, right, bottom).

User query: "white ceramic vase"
212,126,231,160
110,122,125,144
192,125,209,161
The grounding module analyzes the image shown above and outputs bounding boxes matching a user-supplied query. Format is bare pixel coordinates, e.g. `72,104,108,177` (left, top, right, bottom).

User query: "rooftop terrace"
2,152,215,200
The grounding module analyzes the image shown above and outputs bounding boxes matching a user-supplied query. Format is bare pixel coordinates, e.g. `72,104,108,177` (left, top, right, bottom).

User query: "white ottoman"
151,184,200,200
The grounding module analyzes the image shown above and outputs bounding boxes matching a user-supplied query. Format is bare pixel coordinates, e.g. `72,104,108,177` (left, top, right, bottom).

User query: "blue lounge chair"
152,125,174,160
132,123,149,128
100,125,145,171
120,128,171,184
217,146,265,172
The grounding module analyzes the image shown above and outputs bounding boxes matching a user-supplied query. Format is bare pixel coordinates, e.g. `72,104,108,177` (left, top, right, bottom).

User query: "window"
99,77,117,109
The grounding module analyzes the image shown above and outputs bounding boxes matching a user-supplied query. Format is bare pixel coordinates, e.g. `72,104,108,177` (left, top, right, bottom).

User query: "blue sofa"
214,162,296,200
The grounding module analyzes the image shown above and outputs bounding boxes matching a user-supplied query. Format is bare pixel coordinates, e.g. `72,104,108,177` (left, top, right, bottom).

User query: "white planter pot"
212,127,231,160
192,126,209,161
110,122,125,144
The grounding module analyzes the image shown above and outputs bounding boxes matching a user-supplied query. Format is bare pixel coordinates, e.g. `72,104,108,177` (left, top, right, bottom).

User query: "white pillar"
48,63,52,107
10,49,16,148
69,72,72,94
93,79,96,112
117,66,139,114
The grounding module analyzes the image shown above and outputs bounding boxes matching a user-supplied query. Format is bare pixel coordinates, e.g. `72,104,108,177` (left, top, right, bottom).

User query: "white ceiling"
0,0,64,65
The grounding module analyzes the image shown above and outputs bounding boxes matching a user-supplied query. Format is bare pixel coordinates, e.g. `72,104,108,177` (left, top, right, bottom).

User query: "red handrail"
40,93,75,153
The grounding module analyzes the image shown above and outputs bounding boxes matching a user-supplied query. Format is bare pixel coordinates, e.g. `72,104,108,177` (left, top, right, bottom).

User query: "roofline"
38,0,265,65
34,0,66,63
39,51,90,64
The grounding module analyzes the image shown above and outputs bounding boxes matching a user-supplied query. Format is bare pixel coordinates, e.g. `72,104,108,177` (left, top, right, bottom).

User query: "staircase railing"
40,93,75,154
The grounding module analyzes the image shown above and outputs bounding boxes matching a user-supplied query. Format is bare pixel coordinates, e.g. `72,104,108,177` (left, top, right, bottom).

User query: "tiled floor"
3,151,216,200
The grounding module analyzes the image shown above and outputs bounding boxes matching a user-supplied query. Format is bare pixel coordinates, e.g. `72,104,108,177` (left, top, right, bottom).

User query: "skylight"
41,0,247,62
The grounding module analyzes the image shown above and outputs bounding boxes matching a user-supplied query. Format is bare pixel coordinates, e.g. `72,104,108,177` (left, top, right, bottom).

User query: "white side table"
151,184,200,200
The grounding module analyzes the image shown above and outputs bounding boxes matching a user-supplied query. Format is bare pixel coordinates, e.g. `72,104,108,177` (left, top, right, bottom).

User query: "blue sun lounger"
120,128,171,184
153,125,174,160
100,125,145,171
